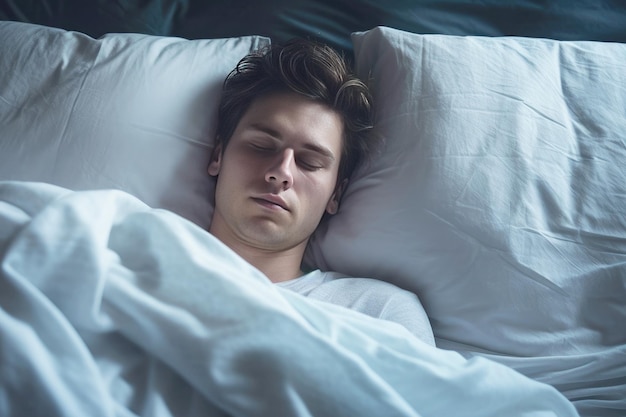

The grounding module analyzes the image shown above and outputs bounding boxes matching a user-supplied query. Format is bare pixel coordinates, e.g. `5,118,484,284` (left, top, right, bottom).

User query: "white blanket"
0,181,579,417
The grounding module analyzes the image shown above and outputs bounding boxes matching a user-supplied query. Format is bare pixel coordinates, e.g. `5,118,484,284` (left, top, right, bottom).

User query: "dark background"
2,0,626,56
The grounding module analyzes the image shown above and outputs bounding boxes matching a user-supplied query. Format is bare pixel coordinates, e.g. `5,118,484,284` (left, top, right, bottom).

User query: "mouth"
252,195,289,211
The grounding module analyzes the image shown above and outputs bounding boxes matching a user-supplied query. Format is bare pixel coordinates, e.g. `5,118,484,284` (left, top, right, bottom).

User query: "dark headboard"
2,0,626,55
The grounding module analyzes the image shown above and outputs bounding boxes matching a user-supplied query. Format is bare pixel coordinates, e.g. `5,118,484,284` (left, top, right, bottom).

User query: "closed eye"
299,161,323,171
249,142,277,153
297,154,327,171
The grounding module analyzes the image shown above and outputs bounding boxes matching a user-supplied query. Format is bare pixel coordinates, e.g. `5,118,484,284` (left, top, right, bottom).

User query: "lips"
253,194,289,211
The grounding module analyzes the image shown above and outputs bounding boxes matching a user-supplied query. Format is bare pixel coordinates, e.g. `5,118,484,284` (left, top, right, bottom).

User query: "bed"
1,1,625,416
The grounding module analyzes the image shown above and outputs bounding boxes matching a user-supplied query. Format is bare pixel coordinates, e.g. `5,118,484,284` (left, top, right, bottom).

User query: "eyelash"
250,143,274,152
299,160,323,171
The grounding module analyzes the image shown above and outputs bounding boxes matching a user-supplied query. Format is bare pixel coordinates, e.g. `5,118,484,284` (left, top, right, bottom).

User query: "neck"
209,224,306,283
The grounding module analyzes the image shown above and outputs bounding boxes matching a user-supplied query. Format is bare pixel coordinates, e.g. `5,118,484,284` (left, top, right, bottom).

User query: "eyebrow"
247,122,336,161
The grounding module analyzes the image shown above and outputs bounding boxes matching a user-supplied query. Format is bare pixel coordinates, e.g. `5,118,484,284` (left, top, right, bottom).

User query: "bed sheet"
0,181,579,417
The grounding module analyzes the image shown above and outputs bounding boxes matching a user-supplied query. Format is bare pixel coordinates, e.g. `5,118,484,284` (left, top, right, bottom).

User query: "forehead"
236,92,344,154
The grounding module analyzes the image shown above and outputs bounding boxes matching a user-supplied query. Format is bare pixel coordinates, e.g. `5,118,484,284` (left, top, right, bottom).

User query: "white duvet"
0,181,579,417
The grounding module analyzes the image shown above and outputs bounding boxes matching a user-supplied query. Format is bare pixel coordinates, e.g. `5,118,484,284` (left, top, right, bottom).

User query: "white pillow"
0,21,269,229
307,27,626,359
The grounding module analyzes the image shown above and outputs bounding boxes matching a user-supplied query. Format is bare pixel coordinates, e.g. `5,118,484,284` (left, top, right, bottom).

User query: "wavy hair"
215,39,376,184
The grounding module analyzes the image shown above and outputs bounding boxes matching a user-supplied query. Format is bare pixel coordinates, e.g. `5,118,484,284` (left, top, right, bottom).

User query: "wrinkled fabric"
308,28,626,416
0,181,579,417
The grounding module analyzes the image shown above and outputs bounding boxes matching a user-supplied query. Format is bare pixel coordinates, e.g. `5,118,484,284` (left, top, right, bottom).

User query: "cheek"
221,151,258,178
302,174,338,204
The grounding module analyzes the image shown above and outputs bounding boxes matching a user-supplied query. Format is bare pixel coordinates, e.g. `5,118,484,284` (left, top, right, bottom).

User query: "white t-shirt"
277,270,435,346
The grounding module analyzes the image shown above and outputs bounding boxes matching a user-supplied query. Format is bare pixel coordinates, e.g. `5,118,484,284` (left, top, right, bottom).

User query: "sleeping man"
207,39,435,346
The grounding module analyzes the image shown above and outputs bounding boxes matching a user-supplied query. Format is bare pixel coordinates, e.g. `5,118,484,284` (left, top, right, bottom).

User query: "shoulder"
280,270,413,301
282,271,435,346
335,277,435,345
313,276,424,316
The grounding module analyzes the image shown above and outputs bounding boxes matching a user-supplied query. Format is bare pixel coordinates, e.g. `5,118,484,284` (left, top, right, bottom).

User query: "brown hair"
215,38,376,184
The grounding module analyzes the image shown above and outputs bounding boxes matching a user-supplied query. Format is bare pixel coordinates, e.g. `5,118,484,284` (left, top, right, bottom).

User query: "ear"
325,179,348,215
208,142,223,176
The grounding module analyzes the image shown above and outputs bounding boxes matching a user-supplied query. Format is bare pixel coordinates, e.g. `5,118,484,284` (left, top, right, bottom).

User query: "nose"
265,148,295,190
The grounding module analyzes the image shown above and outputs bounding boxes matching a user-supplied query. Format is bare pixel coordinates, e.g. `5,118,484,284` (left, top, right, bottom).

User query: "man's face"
208,92,344,253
